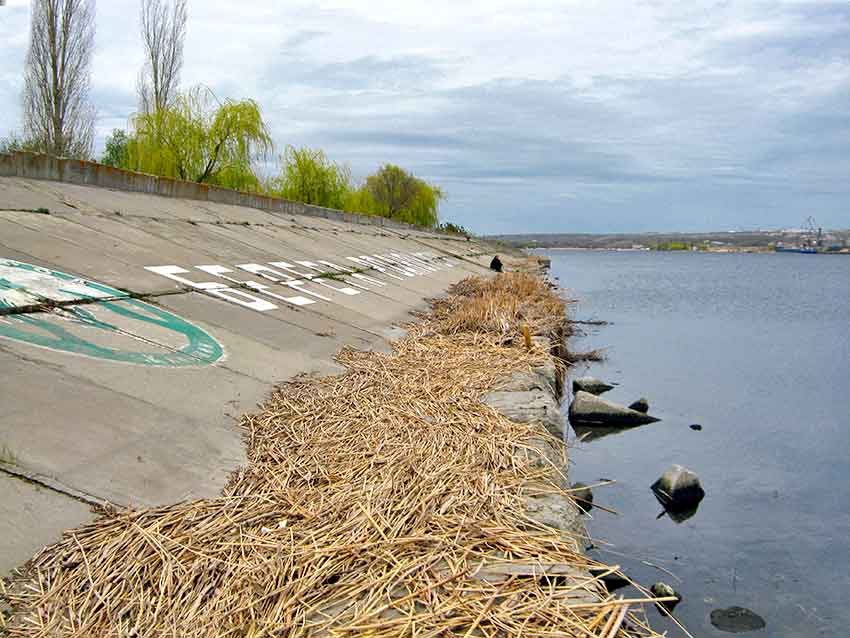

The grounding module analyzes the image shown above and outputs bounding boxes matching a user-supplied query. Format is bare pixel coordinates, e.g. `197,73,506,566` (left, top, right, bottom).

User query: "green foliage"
103,85,442,228
342,187,380,216
268,153,444,228
363,164,442,227
269,146,353,209
0,132,38,154
653,241,694,251
127,86,273,190
100,129,130,167
365,164,416,217
437,221,470,237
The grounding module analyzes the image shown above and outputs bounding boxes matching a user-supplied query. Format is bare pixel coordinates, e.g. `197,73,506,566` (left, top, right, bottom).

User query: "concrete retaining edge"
483,328,586,551
0,151,445,234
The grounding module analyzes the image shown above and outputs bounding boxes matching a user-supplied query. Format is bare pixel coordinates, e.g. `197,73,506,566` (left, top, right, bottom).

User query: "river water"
545,250,850,637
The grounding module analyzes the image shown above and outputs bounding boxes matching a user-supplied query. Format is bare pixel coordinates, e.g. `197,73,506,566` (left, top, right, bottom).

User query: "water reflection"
655,503,701,524
571,424,648,442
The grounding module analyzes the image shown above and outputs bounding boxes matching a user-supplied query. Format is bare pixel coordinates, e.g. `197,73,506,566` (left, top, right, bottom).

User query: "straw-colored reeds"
1,273,668,637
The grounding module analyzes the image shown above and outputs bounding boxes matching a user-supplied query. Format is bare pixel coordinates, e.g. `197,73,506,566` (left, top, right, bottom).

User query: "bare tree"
138,0,187,113
23,0,96,158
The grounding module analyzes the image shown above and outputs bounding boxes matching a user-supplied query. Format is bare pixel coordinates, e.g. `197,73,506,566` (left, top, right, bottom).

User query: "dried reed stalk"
1,273,666,637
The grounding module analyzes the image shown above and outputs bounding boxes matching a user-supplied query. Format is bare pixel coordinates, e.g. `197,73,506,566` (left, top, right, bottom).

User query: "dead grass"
0,273,666,638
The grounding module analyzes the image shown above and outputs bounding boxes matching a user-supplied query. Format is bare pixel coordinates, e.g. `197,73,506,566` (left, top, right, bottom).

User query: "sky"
1,0,849,234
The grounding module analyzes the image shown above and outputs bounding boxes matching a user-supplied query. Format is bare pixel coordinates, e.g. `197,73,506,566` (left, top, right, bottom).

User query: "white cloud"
2,0,850,232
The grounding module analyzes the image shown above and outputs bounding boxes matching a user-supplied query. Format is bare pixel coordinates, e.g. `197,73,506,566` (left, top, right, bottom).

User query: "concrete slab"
0,474,94,576
0,346,244,506
0,175,498,578
0,178,81,215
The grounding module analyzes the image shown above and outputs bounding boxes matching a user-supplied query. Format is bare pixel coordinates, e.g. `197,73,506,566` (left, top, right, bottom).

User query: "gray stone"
710,607,766,633
484,390,564,438
651,464,705,512
568,391,660,427
570,482,593,513
495,369,554,394
515,436,566,488
522,493,584,545
628,398,649,413
651,582,681,615
571,377,614,395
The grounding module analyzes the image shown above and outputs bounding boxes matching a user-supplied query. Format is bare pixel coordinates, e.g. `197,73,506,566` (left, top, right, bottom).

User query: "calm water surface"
546,250,850,637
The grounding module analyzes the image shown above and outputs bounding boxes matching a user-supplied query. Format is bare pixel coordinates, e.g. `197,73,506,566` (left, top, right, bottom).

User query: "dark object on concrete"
710,606,766,633
651,464,705,513
569,391,660,427
628,398,649,413
571,377,614,395
690,423,703,431
490,255,503,272
651,582,681,615
570,482,593,513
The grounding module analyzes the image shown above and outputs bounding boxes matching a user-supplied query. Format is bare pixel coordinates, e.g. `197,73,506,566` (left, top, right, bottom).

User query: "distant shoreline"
488,229,850,253
526,246,850,255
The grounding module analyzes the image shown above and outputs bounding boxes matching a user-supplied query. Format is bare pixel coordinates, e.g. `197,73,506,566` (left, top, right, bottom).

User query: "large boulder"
568,391,660,427
651,464,705,512
571,377,614,395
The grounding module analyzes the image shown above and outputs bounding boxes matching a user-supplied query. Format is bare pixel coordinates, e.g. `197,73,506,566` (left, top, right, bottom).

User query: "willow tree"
138,0,188,113
365,164,443,226
269,146,353,209
127,86,273,191
23,0,97,158
400,182,443,227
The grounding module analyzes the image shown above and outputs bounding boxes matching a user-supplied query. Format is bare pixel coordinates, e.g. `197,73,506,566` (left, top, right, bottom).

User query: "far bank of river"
546,249,850,637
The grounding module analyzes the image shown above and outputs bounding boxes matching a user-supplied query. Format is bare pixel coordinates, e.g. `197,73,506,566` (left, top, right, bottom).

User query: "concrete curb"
483,327,586,550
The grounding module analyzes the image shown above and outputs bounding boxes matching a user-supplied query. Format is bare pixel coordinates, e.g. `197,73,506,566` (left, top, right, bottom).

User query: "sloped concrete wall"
0,174,497,576
0,151,419,231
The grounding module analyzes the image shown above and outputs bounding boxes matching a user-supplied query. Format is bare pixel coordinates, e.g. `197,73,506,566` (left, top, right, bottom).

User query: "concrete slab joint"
0,172,499,578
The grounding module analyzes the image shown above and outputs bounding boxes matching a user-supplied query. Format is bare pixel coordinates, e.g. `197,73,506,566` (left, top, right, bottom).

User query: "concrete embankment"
0,156,505,576
2,271,667,637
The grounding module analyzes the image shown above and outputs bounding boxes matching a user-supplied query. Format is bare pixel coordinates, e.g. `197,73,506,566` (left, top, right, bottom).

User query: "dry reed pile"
1,273,666,637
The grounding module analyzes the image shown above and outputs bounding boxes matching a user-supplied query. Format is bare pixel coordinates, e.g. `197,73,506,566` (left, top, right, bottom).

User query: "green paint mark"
0,259,223,367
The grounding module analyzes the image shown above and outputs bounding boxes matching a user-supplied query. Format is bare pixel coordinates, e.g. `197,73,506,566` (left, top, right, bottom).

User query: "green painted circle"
0,259,223,367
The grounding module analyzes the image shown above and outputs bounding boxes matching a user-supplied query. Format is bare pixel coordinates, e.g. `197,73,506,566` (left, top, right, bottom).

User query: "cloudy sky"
2,1,849,233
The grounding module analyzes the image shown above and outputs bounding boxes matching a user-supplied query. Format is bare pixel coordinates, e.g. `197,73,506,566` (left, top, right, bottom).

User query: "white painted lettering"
145,265,228,290
196,265,314,307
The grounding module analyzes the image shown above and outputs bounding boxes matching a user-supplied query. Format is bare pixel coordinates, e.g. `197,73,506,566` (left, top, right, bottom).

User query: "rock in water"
571,377,614,395
651,464,705,511
650,582,681,615
568,391,660,427
589,568,630,592
629,398,650,413
570,482,593,513
690,423,703,431
710,607,766,633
